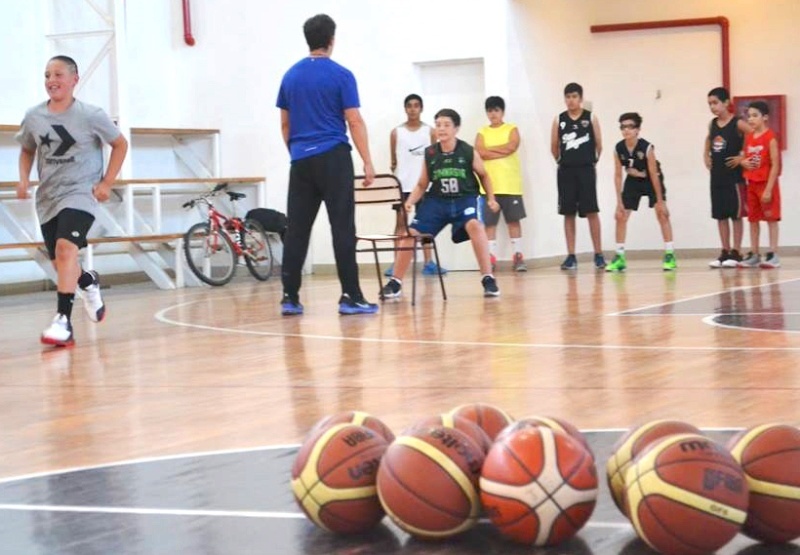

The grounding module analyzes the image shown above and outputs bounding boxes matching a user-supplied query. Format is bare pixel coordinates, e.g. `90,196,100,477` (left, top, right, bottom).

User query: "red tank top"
742,128,777,183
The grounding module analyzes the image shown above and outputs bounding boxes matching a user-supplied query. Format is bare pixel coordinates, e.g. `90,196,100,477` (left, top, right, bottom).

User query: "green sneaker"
663,252,677,271
606,254,626,273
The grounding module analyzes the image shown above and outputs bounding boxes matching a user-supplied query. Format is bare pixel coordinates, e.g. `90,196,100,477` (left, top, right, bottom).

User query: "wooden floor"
1,257,799,479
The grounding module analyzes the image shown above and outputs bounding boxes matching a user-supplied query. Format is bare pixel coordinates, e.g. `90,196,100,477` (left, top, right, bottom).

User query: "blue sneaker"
281,294,303,316
422,260,448,276
594,253,606,270
339,294,379,315
560,254,577,271
384,264,394,277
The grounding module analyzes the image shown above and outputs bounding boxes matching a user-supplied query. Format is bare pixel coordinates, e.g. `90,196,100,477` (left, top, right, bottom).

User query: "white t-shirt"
394,123,432,193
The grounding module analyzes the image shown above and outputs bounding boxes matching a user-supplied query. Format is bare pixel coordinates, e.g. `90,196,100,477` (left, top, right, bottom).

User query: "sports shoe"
41,314,74,347
482,275,500,297
594,253,606,270
80,270,105,322
281,294,304,316
381,278,402,299
490,254,497,273
422,260,448,276
339,294,379,315
663,252,677,271
384,264,394,277
739,252,761,268
560,254,577,271
760,252,781,269
709,250,729,269
606,254,626,273
512,253,527,272
722,249,743,268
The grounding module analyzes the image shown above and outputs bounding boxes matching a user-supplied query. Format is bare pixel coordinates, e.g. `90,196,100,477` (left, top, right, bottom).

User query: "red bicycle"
182,183,274,285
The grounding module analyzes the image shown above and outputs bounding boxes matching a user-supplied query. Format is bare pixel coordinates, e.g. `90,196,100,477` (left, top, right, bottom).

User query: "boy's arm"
486,127,521,156
703,133,712,170
473,151,499,212
475,133,502,160
763,137,780,200
17,147,35,200
344,107,375,186
390,128,397,173
737,119,751,135
430,127,437,146
280,109,290,150
592,114,602,161
405,163,428,211
550,117,560,162
94,134,128,202
613,153,623,207
646,146,664,203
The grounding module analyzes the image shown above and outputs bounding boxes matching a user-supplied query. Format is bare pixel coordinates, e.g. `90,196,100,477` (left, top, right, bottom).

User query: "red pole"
182,0,196,46
590,17,730,92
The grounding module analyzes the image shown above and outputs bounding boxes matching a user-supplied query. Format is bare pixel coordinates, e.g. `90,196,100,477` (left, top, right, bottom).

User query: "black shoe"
339,294,379,315
560,254,577,271
381,278,402,299
482,275,500,297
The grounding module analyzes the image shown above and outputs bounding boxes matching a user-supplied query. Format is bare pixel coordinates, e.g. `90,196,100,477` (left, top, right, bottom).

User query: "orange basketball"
376,426,485,539
291,423,389,534
495,415,593,458
406,414,492,453
728,423,800,543
625,433,749,555
606,419,701,516
480,427,598,546
448,402,514,440
307,410,395,443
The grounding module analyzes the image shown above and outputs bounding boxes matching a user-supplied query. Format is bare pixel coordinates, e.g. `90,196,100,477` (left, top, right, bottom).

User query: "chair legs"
372,244,384,300
430,240,448,301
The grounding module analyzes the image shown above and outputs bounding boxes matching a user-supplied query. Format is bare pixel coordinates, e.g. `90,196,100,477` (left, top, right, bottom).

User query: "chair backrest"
353,174,409,237
354,174,403,205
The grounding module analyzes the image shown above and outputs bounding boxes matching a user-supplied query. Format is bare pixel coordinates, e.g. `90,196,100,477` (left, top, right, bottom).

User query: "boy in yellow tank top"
475,96,527,271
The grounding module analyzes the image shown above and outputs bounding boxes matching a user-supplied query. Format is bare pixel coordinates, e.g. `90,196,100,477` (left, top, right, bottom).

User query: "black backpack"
245,208,287,240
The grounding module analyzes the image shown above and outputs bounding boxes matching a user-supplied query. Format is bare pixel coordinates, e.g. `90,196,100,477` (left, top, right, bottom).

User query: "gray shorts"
482,194,527,226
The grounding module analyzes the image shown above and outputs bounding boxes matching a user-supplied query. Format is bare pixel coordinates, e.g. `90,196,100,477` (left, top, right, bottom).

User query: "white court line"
701,315,800,335
608,276,800,317
154,300,800,351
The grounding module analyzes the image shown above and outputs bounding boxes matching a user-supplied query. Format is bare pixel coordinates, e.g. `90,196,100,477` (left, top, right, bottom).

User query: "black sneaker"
281,294,303,316
381,278,402,299
722,249,742,268
339,294,379,315
560,254,577,271
482,275,500,297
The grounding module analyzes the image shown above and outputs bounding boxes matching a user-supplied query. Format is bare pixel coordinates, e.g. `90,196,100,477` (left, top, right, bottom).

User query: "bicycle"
182,182,274,286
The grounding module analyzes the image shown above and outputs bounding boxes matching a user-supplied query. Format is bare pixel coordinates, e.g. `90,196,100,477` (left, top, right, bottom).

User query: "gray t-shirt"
16,99,121,224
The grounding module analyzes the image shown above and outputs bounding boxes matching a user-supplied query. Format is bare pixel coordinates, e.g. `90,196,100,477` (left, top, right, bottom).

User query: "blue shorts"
410,196,483,244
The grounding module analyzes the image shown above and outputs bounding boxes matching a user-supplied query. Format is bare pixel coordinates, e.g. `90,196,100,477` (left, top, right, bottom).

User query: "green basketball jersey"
424,140,480,198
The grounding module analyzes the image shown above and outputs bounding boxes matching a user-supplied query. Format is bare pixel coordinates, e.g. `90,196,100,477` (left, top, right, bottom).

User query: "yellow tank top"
478,123,522,195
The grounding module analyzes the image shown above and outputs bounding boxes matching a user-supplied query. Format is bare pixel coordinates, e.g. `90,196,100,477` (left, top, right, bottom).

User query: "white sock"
488,240,497,256
616,244,625,255
510,238,521,254
665,242,674,252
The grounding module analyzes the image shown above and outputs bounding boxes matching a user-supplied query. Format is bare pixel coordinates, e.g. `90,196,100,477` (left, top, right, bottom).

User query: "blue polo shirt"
276,57,360,162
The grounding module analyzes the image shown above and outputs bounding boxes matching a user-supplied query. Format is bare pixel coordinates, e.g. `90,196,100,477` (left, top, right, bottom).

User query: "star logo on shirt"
39,133,53,149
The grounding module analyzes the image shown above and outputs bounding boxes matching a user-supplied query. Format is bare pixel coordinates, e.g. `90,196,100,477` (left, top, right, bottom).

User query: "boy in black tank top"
606,113,676,273
705,87,750,268
550,83,605,270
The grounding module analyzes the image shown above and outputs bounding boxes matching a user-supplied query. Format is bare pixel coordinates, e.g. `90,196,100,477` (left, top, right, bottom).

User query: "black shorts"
392,192,411,212
622,176,666,211
710,174,747,220
557,165,598,217
40,208,95,260
482,194,527,226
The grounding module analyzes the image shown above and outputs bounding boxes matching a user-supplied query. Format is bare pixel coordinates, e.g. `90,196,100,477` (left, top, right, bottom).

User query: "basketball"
606,419,701,516
448,402,514,440
480,427,598,546
307,410,395,443
728,423,800,543
376,426,485,539
291,423,389,534
495,415,593,457
625,433,749,555
405,414,493,453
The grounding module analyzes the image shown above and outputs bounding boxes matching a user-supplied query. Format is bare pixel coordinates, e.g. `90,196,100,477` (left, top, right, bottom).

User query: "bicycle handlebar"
181,182,235,210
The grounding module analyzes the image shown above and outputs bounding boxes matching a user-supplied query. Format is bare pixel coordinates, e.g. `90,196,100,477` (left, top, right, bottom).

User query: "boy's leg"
717,219,731,251
768,221,779,253
564,215,576,254
656,206,674,243
465,219,493,275
587,212,602,254
387,234,417,281
282,158,322,305
733,218,744,253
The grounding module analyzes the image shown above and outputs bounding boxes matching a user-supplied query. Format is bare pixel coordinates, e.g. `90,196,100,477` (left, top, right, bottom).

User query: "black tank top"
425,140,479,198
558,109,596,166
709,117,744,179
615,138,663,184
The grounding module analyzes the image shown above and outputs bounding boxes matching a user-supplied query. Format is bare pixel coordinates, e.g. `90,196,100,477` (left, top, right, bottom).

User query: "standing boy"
276,14,378,315
739,101,781,268
606,113,676,272
550,83,605,270
16,55,128,347
476,96,527,272
705,87,749,268
387,94,445,276
381,109,501,299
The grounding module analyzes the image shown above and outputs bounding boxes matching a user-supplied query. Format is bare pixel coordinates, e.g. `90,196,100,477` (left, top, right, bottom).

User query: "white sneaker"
81,271,106,322
41,314,74,347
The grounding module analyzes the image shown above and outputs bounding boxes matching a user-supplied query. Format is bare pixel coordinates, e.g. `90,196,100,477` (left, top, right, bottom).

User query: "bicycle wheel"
242,218,274,281
183,222,237,286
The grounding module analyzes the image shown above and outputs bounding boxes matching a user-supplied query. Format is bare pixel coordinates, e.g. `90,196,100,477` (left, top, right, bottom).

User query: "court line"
154,300,800,351
608,276,800,317
701,315,800,335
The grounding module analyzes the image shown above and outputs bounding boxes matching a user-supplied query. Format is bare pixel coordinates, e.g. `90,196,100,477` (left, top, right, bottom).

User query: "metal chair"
354,174,447,306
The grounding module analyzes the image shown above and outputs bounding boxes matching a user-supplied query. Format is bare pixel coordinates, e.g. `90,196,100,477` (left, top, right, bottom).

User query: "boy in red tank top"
739,101,781,268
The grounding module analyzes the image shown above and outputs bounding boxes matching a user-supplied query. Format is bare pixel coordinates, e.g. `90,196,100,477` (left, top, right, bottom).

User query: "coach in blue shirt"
277,14,378,316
